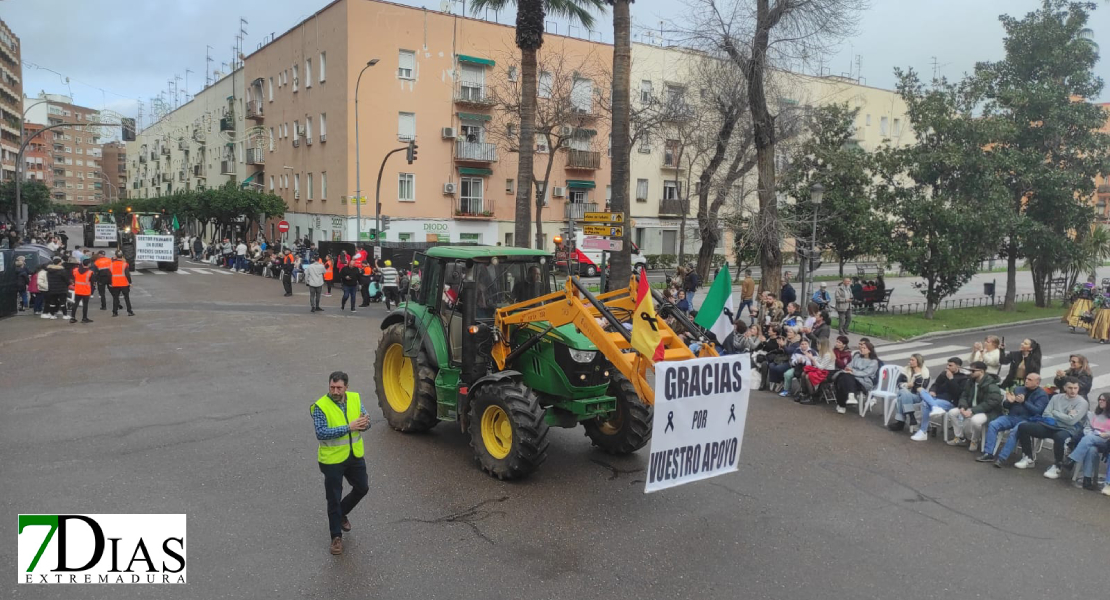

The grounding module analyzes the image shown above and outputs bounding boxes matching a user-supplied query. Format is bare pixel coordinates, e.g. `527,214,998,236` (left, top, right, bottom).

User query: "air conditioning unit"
443,182,457,194
306,137,313,145
294,191,300,200
638,146,651,154
441,127,457,139
573,107,590,115
319,134,327,143
552,186,566,198
558,125,574,136
296,126,306,137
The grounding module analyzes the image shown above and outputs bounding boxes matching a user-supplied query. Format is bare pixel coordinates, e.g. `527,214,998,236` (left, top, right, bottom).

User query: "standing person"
29,264,44,315
43,256,70,319
303,258,326,313
281,249,295,296
380,260,399,311
94,251,112,310
811,282,831,310
683,263,700,306
71,245,85,263
1013,378,1090,477
739,269,756,324
834,277,853,336
323,254,334,297
14,256,29,311
192,236,204,261
310,371,370,556
221,238,234,269
69,258,95,323
999,338,1042,389
779,271,796,306
358,261,374,307
947,361,1003,451
109,251,135,316
338,259,360,312
235,239,248,273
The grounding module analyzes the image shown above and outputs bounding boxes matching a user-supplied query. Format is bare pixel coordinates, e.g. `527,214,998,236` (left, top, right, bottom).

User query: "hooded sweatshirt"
44,262,70,293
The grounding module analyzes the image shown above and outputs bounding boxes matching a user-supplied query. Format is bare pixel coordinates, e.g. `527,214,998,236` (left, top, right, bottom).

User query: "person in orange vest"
323,254,334,297
109,251,135,317
94,250,113,310
358,261,374,307
281,249,296,296
70,258,95,323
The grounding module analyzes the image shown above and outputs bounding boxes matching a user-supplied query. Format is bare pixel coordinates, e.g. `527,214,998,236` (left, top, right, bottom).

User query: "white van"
555,231,647,277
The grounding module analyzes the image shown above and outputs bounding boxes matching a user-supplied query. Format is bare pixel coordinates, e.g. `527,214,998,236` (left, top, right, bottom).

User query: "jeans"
18,289,28,309
1017,421,1073,464
235,255,246,271
984,415,1029,459
341,285,358,310
901,389,954,424
318,456,369,539
32,292,44,313
738,299,754,323
308,285,322,310
1068,433,1110,477
893,388,918,422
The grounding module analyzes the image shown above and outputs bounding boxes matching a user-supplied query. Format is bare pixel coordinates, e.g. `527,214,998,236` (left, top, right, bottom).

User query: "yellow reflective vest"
310,392,364,464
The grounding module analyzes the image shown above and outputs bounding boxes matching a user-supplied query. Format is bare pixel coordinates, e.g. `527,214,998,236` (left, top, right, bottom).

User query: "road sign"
583,225,623,237
582,237,623,251
582,212,624,223
277,220,290,233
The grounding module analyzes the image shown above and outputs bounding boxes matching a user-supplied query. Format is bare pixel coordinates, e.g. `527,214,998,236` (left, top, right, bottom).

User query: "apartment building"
0,19,22,182
100,141,127,201
244,0,612,246
125,69,247,199
21,122,51,186
24,93,103,206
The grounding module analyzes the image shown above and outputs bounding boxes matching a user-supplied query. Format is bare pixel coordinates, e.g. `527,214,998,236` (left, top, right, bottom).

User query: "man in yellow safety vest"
309,371,370,555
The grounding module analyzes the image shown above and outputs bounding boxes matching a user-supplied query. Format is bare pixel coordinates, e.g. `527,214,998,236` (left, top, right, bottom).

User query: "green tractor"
374,246,689,480
117,211,179,272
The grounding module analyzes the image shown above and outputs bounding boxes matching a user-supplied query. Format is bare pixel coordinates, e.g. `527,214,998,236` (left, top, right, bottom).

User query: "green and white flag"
172,214,180,231
694,264,734,343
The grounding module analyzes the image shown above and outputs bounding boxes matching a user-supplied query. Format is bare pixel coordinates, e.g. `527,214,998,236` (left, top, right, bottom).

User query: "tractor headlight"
567,348,597,363
124,227,131,233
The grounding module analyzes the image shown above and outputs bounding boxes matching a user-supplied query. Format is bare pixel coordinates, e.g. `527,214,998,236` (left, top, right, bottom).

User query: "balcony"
659,198,687,217
566,149,600,170
160,173,171,183
564,202,598,220
160,146,171,156
246,100,264,120
661,101,694,122
193,164,205,177
220,116,234,132
455,197,494,219
246,148,265,165
455,141,497,162
178,140,188,151
220,160,235,175
178,171,186,182
453,82,495,106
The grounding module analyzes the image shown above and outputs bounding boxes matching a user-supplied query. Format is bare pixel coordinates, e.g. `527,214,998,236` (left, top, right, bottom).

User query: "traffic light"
366,228,378,241
382,215,391,231
406,139,418,164
121,117,136,142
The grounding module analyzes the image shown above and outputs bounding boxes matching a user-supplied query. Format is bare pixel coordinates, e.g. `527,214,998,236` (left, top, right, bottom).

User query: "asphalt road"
1,235,1107,599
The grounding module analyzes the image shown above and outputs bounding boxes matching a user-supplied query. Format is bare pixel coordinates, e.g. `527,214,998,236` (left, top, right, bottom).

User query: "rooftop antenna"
174,74,183,108
185,69,193,102
206,45,214,87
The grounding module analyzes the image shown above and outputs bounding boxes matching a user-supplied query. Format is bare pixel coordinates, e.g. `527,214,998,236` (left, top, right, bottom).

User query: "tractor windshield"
92,213,116,225
470,258,552,310
136,215,168,233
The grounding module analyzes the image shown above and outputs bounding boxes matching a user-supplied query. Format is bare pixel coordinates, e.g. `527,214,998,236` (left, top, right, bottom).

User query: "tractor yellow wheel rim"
481,405,513,459
382,344,414,413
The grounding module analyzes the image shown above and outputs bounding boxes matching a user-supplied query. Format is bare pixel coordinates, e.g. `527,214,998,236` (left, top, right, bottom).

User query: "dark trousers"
384,286,399,311
319,456,369,539
45,292,65,315
1017,422,1073,464
110,286,132,314
341,285,357,310
309,285,322,310
834,374,867,407
70,295,90,320
97,281,108,309
738,299,754,323
325,280,333,294
282,272,293,295
359,280,371,306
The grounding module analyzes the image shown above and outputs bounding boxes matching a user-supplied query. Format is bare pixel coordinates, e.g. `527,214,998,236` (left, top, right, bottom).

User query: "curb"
900,317,1062,342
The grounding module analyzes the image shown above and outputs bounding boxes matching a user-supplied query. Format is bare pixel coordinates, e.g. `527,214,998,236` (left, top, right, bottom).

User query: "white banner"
135,235,175,263
645,354,751,493
94,224,116,243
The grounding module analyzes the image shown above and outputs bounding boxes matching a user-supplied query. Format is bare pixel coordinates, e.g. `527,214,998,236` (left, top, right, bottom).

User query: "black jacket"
1054,369,1093,399
1000,349,1042,389
339,266,360,286
929,371,968,401
780,283,796,305
44,263,71,293
683,270,699,292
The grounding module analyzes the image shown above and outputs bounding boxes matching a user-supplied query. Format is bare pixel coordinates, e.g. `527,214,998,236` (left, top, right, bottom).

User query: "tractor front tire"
583,373,653,455
468,381,549,480
374,323,438,432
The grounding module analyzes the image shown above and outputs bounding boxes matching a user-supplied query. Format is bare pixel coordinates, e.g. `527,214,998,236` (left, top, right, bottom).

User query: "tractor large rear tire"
468,381,549,480
583,373,652,455
374,323,438,432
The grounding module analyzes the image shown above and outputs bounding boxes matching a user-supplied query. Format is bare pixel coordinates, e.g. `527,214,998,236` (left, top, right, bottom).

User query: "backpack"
36,270,49,291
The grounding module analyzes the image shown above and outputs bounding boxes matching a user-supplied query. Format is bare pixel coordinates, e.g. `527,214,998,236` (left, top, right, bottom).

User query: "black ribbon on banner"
728,404,736,424
665,411,674,433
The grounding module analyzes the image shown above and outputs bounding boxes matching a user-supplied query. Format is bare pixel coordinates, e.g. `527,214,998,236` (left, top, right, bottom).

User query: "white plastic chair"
862,364,902,419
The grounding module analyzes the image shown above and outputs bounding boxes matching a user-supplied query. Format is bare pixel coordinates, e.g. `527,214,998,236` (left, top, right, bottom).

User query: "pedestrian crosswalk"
132,267,240,276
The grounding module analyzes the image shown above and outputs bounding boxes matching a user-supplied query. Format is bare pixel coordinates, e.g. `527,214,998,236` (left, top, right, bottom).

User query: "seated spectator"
722,321,759,355
754,326,783,391
811,282,831,309
968,335,1002,377
999,338,1042,389
832,340,879,415
1013,377,1089,477
804,311,831,347
833,336,852,370
781,302,803,333
797,338,836,405
850,277,864,303
890,354,930,432
766,329,801,391
1061,392,1110,490
1054,354,1093,399
780,339,817,398
976,373,1049,465
675,290,692,315
907,358,969,441
946,360,1003,450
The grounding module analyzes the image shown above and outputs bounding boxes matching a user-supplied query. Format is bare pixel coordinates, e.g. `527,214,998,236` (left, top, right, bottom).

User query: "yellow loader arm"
493,275,718,405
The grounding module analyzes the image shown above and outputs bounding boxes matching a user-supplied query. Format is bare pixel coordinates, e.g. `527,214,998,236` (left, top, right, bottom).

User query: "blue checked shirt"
311,396,368,440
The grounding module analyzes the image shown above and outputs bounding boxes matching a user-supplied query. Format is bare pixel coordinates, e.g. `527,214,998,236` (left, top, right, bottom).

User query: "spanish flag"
631,269,665,362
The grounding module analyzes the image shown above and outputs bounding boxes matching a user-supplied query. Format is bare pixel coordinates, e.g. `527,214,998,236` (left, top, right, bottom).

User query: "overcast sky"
3,0,1108,123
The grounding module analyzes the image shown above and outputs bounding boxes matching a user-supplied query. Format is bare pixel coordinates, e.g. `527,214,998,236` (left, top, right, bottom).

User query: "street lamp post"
799,183,824,306
353,58,380,244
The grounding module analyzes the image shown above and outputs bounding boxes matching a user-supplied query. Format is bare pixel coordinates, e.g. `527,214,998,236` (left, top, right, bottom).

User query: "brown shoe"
341,516,351,532
330,537,343,555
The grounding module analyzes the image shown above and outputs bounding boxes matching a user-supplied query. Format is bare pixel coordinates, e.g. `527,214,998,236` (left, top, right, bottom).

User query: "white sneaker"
910,430,929,442
1015,456,1036,469
1102,485,1110,497
40,313,51,319
1043,465,1060,479
929,407,946,416
969,440,980,452
846,394,859,406
835,406,847,414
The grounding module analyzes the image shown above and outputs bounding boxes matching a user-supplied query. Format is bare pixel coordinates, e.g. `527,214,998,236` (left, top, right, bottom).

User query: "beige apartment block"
25,94,103,206
125,69,247,201
245,0,612,246
99,141,127,201
0,18,20,183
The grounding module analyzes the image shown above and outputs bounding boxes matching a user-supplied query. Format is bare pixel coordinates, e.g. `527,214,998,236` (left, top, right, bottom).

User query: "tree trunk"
1003,237,1017,311
514,35,541,248
608,0,632,285
839,257,846,278
745,4,781,296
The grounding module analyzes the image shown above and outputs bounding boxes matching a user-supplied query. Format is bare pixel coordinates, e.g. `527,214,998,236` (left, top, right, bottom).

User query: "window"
76,137,82,143
307,173,313,199
268,77,274,101
663,180,682,200
293,64,299,92
571,78,593,113
460,120,484,144
76,159,84,166
879,116,889,136
306,117,313,141
893,118,903,136
293,120,299,140
640,80,653,104
319,52,326,82
638,133,650,153
459,233,482,243
398,173,415,202
508,65,518,82
399,233,412,242
539,71,553,98
506,179,514,193
460,177,484,214
321,171,327,199
606,185,612,206
865,113,871,126
320,113,327,138
635,179,649,202
399,50,415,79
305,58,313,87
77,148,83,155
65,147,71,153
536,180,548,206
664,140,680,167
269,127,275,151
294,173,300,195
398,112,415,141
269,175,274,191
77,183,84,190
459,63,485,100
569,189,588,204
505,232,513,246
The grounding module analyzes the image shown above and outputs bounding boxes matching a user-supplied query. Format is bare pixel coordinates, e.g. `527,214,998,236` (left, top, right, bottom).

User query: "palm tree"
606,0,633,284
472,0,605,248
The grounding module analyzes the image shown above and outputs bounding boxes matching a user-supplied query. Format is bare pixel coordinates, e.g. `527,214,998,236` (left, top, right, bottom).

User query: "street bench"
852,288,893,312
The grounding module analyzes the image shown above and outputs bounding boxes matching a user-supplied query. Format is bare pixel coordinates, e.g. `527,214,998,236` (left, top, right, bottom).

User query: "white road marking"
176,268,191,275
150,270,167,275
212,269,233,275
880,345,966,363
871,341,934,353
130,270,143,275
